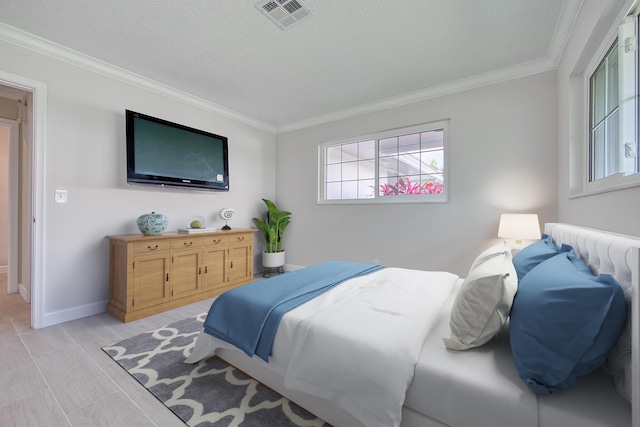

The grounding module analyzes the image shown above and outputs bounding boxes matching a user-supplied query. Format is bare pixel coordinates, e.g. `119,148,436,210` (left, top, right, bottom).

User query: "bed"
185,223,639,427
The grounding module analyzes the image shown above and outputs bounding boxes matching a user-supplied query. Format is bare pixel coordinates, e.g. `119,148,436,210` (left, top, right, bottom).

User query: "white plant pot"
263,251,285,268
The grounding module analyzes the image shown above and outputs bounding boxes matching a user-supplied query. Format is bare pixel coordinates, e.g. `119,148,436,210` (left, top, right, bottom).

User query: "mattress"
406,279,538,427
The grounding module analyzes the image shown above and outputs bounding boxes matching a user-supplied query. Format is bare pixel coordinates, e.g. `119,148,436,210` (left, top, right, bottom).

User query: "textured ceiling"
0,0,581,131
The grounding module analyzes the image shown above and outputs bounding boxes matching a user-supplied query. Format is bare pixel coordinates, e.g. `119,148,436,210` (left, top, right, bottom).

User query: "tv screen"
126,110,229,191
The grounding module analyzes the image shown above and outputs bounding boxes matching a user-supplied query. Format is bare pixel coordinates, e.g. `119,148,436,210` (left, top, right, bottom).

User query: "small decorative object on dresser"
219,207,235,230
189,216,206,229
136,211,168,235
177,216,216,233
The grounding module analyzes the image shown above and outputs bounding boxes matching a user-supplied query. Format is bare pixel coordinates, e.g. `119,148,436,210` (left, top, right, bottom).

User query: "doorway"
0,91,30,311
0,71,45,329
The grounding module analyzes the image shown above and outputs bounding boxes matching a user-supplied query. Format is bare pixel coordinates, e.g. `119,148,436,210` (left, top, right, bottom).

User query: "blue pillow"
512,234,559,281
509,249,627,395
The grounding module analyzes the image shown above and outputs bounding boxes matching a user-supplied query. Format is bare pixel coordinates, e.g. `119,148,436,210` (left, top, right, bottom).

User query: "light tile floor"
0,272,224,427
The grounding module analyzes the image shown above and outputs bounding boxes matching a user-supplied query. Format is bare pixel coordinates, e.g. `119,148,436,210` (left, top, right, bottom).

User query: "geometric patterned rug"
102,313,331,427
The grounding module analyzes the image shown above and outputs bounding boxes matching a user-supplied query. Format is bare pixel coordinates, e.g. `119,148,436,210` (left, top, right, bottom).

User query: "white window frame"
318,120,450,204
580,8,640,196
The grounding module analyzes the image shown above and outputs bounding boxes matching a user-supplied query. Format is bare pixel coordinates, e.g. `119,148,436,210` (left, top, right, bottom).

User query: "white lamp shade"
498,214,540,241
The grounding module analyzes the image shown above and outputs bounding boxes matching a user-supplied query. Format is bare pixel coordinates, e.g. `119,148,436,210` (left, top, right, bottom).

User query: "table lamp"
498,213,540,247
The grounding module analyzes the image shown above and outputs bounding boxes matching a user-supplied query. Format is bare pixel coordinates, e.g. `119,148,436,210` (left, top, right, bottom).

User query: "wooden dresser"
106,229,256,322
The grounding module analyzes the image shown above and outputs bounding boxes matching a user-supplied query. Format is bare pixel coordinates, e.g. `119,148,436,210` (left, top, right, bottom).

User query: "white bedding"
187,267,459,427
284,268,458,427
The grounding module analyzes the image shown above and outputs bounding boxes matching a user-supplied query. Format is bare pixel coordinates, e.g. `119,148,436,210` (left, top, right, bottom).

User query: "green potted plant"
252,198,292,268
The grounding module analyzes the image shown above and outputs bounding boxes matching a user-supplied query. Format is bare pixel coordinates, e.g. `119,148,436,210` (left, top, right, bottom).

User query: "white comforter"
186,267,459,427
283,267,458,427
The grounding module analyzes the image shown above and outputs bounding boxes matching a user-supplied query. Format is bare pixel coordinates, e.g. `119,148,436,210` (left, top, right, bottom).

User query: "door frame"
0,70,47,329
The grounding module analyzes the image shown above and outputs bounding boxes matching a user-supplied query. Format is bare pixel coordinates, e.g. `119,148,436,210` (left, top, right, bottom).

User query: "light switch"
54,189,68,204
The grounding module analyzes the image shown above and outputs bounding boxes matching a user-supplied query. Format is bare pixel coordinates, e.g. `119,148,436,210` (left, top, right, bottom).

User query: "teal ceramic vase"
137,211,168,235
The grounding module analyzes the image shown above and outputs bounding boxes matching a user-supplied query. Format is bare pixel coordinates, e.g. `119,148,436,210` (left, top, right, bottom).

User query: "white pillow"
467,241,512,272
443,242,517,350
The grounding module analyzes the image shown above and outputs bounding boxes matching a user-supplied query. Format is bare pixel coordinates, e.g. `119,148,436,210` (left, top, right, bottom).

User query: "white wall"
0,39,276,326
557,0,640,236
276,72,559,276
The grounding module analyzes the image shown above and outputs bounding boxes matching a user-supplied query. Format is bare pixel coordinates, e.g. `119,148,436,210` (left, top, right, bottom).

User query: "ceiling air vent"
256,0,313,30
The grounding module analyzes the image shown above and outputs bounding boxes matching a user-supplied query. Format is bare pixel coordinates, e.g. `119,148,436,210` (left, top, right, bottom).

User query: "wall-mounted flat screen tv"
126,110,229,191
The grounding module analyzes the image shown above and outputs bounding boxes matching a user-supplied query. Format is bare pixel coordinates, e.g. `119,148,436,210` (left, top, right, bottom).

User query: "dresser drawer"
204,235,229,246
171,236,204,250
133,240,171,254
230,233,252,244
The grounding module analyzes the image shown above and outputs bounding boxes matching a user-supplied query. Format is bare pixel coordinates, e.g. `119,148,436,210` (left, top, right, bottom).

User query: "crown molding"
277,57,557,133
0,23,278,134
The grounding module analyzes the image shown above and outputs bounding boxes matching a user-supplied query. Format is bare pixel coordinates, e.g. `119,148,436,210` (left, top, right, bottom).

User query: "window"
319,121,448,203
585,11,640,193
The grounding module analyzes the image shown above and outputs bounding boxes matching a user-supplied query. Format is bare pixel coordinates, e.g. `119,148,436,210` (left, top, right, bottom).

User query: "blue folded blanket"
203,260,384,361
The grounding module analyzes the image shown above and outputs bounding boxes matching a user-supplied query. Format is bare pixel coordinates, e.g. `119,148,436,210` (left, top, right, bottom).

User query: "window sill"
317,197,450,205
569,174,640,199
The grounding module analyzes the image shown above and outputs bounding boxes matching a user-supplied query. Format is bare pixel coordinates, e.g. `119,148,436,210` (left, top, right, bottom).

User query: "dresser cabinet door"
203,245,227,291
228,239,253,284
132,253,171,310
171,248,202,299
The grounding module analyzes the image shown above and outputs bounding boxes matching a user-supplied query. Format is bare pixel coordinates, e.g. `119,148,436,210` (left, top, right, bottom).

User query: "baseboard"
256,263,304,274
18,283,30,302
40,300,109,328
284,263,304,272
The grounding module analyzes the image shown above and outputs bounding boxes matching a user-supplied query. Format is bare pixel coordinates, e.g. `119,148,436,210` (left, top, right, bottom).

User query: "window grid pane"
358,159,375,180
326,163,341,182
342,181,358,199
326,182,342,200
326,146,342,164
359,140,375,160
342,161,358,181
358,179,375,199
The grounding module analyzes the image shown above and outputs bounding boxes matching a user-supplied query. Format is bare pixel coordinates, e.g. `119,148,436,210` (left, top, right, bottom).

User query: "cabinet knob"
213,239,221,244
184,241,193,247
148,245,159,251
237,236,244,241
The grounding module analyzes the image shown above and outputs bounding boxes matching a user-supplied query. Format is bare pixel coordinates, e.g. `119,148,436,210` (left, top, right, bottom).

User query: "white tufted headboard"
545,223,639,426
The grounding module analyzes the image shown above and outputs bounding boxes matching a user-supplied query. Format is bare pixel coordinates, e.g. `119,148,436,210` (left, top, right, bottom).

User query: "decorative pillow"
512,234,559,281
468,241,513,272
443,242,517,350
509,249,627,395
